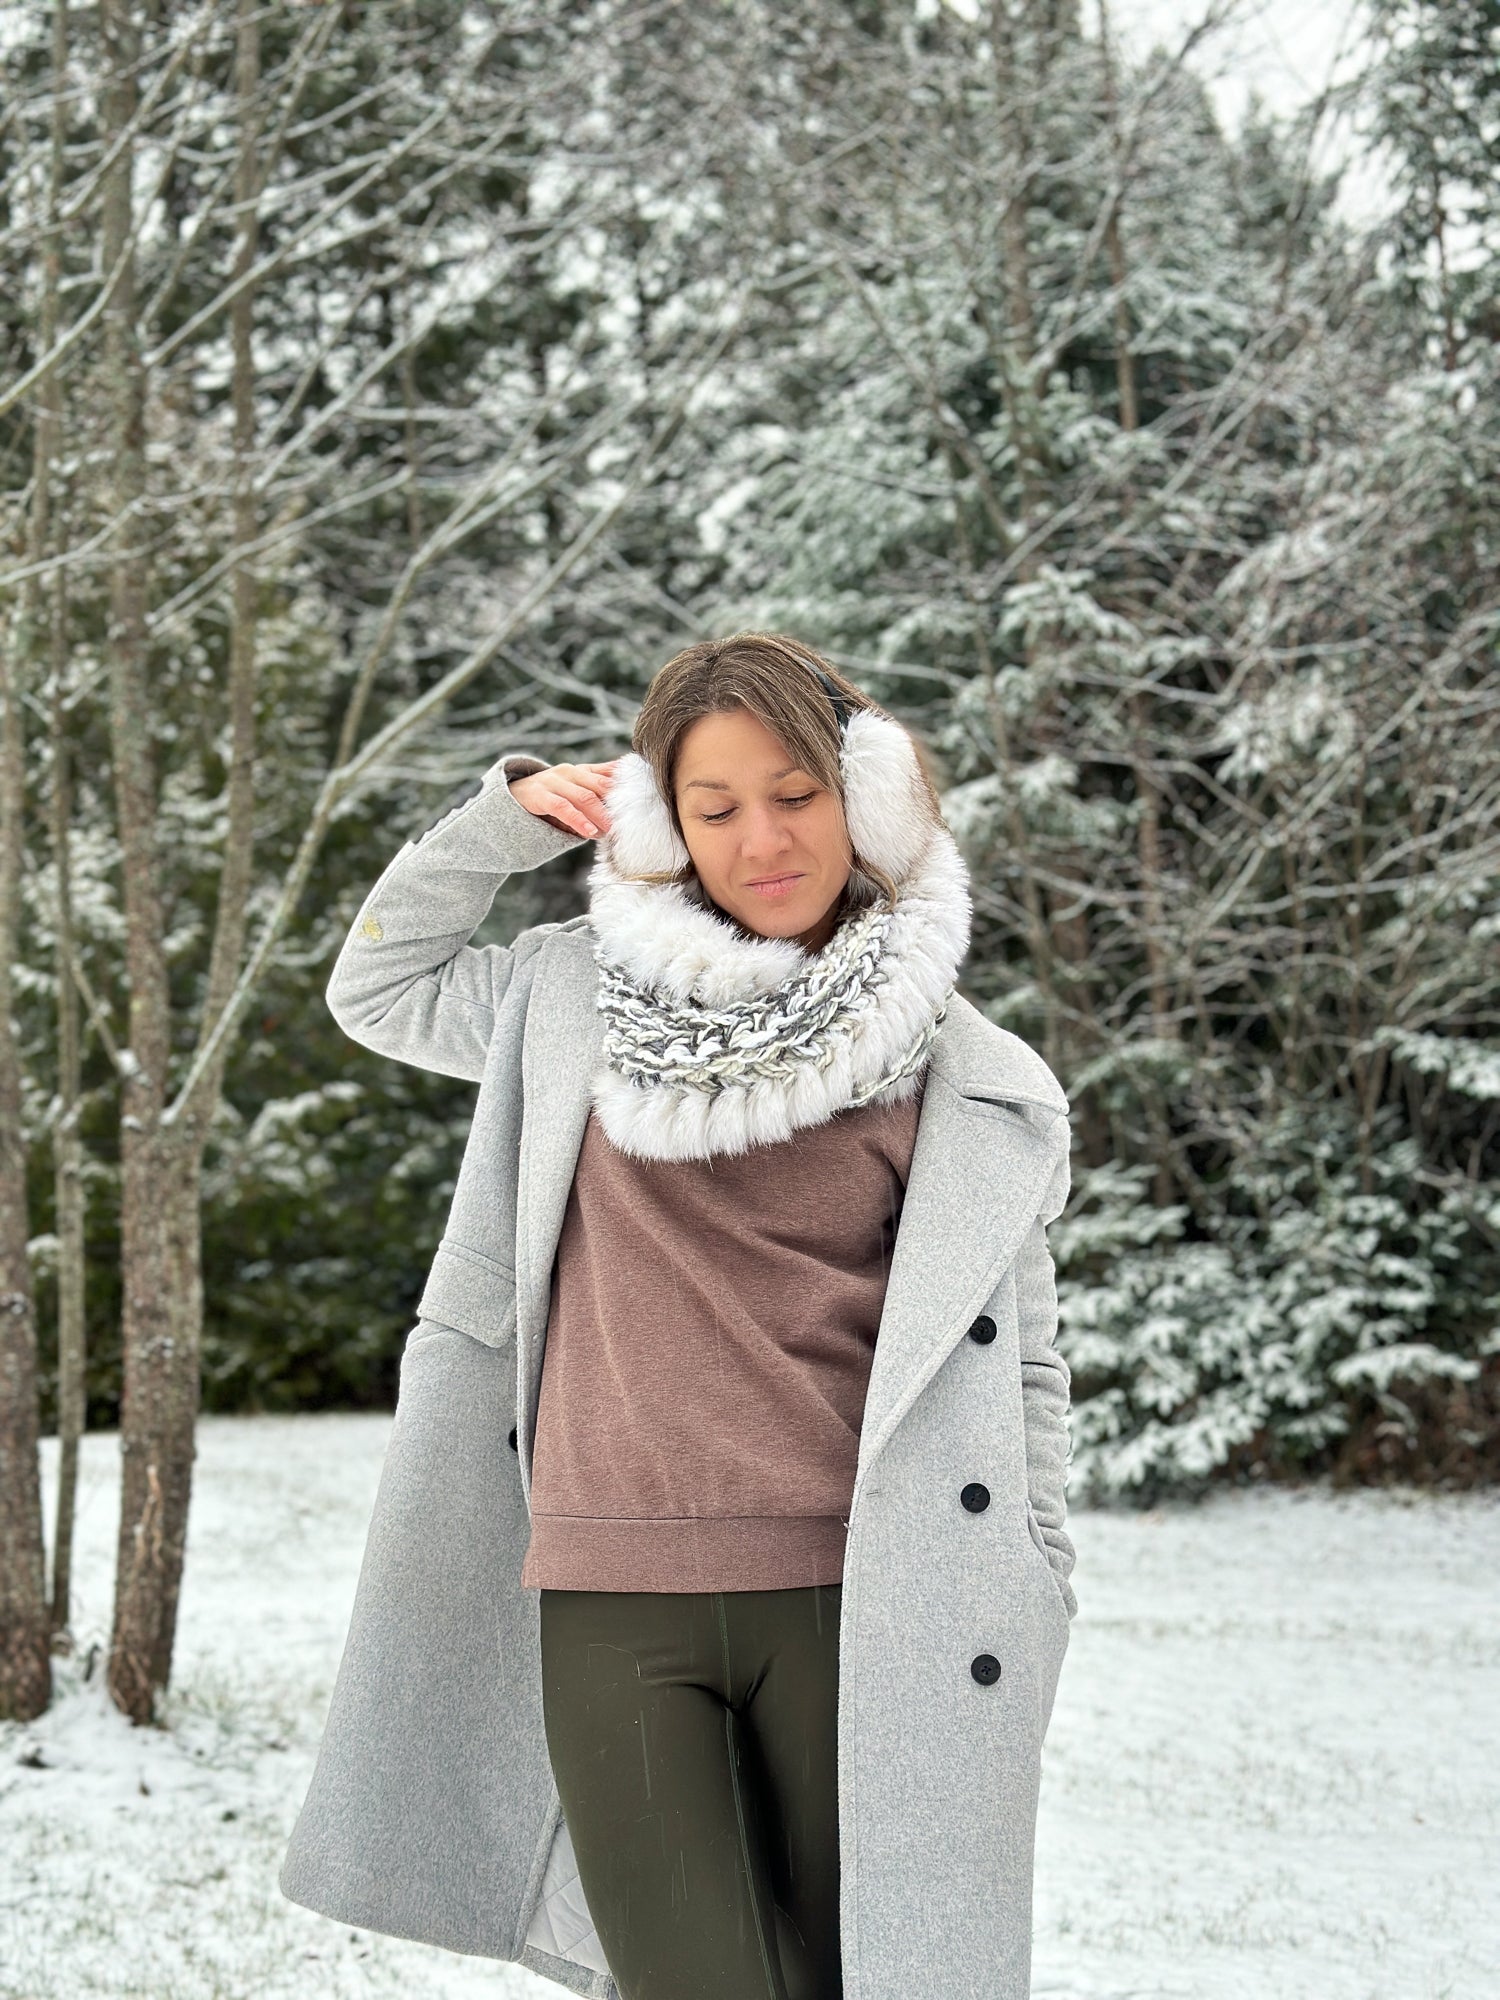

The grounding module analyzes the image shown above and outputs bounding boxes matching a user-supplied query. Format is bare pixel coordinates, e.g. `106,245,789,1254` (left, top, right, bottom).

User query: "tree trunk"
30,0,87,1645
0,0,74,1721
108,1141,204,1719
1096,0,1139,433
97,0,192,1727
105,0,266,1722
0,531,50,1726
49,606,86,1643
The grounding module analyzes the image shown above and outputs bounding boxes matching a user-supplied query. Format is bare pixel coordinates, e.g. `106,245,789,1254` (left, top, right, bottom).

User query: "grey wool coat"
279,749,1079,2000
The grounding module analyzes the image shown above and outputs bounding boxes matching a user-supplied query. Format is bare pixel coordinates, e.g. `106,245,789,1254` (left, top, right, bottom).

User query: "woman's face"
673,706,852,952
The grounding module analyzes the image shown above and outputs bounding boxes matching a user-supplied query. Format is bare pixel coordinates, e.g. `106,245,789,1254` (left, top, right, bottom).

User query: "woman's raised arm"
324,751,616,1081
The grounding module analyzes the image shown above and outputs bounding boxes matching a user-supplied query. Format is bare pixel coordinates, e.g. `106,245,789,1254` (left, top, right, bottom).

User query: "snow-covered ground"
3,1418,1497,2000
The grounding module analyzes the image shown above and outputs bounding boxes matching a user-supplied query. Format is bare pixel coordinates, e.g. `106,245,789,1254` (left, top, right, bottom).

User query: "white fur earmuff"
837,706,934,884
595,744,692,877
600,706,934,888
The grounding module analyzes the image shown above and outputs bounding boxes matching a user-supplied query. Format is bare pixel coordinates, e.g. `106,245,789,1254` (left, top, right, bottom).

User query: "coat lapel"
514,943,604,1505
513,943,1068,1507
851,1002,1067,1503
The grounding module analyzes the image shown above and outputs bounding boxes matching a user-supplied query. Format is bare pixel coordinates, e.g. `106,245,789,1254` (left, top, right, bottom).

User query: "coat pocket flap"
417,1238,518,1348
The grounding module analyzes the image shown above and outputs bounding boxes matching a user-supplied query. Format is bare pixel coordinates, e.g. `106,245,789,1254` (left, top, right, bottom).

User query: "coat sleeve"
1016,1131,1078,1619
325,750,588,1082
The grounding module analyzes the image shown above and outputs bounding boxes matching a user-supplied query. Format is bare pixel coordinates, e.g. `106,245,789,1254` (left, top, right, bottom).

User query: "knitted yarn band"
596,896,946,1106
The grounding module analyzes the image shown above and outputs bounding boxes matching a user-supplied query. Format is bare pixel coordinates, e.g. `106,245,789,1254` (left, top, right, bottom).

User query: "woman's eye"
701,793,816,826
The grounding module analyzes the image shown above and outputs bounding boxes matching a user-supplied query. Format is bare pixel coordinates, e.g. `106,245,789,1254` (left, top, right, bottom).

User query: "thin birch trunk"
49,618,85,1643
0,511,50,1726
106,0,266,1724
100,0,193,1726
1096,4,1172,1192
35,0,86,1642
0,0,75,1721
193,0,262,1089
1096,0,1139,433
18,0,89,1640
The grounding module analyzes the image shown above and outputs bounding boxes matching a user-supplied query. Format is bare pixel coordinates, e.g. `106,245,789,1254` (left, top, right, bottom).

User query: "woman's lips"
746,873,803,900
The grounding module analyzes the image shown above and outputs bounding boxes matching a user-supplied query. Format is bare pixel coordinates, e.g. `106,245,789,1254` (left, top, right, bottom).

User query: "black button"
507,1426,518,1451
970,1654,1001,1686
967,1314,997,1344
961,1482,991,1512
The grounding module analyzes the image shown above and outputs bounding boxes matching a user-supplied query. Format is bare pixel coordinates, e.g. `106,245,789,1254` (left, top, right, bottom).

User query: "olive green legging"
538,1584,844,2000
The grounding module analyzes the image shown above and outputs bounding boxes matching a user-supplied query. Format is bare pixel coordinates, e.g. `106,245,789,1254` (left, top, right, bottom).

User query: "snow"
3,1417,549,2000
4,1418,1498,2000
1033,1485,1500,2000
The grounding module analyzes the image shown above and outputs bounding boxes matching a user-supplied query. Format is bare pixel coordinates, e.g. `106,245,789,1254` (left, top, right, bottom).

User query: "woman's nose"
739,804,794,858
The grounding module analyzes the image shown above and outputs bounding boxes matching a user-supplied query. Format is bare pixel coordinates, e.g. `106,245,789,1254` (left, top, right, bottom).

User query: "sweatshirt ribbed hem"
520,1512,848,1592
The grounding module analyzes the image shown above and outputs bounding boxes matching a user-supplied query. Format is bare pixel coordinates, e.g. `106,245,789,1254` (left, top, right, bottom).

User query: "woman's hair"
628,630,945,911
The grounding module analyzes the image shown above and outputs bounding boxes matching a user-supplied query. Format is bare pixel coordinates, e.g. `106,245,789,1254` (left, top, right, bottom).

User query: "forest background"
1,0,1496,1725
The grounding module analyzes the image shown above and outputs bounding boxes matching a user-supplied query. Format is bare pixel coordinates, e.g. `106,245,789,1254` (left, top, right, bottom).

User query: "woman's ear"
598,752,692,875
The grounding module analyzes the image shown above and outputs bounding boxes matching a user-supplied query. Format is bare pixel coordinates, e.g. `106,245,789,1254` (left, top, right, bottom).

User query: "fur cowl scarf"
584,707,972,1163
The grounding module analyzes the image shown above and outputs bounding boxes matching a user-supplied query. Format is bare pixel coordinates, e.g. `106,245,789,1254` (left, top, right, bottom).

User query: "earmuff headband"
808,663,854,732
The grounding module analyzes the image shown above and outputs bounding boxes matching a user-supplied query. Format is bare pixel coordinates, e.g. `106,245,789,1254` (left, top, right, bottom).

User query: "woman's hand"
508,759,620,840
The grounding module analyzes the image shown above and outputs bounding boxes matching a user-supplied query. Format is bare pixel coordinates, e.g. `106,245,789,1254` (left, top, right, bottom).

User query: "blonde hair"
628,631,943,911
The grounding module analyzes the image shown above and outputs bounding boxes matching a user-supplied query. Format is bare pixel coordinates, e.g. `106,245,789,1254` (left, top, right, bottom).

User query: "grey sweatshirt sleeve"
325,751,589,1082
1016,1134,1078,1619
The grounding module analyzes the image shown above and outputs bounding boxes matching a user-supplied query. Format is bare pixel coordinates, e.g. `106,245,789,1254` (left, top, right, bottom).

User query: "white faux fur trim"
585,710,973,1161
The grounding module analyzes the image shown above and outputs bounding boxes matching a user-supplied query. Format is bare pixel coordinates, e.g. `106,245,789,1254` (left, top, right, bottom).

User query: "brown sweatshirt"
519,1085,925,1593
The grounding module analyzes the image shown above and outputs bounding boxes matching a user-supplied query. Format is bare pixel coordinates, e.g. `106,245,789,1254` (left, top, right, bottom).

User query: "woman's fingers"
549,797,604,836
509,757,623,837
547,771,612,835
571,763,623,814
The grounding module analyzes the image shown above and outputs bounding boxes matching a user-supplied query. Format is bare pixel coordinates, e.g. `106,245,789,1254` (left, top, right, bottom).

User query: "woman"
279,633,1077,2000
